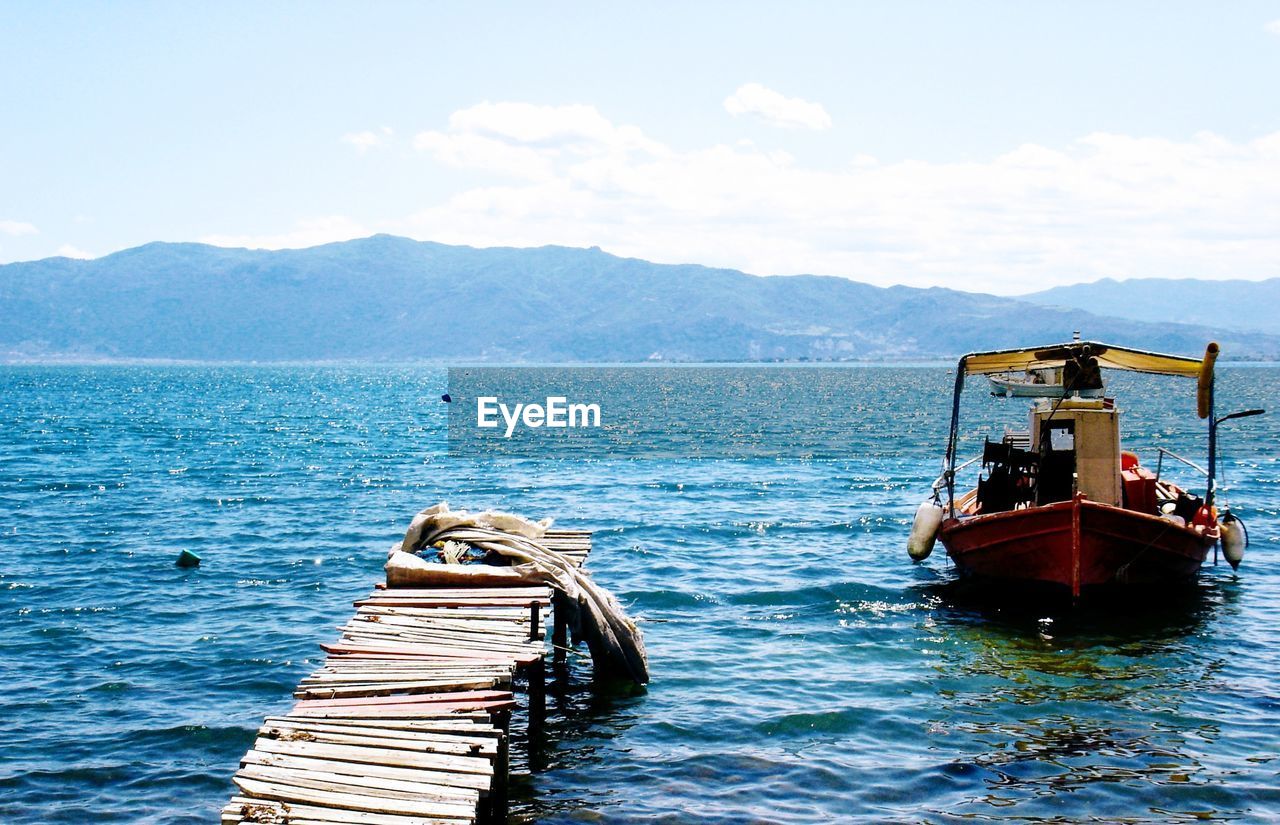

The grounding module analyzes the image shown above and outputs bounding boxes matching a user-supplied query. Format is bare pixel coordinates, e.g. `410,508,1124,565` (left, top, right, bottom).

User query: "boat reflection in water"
910,577,1249,819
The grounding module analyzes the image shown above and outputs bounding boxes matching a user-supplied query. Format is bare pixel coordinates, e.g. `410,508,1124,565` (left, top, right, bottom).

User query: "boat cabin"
1031,398,1120,507
970,393,1205,522
971,397,1121,515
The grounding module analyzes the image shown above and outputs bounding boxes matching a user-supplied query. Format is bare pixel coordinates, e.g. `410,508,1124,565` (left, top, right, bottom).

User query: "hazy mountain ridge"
1023,277,1280,337
2,236,1276,362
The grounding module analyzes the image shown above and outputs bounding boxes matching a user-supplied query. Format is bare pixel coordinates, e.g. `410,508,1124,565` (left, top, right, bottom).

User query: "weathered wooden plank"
310,661,515,670
293,689,512,709
321,642,541,665
298,679,512,692
249,737,492,778
225,796,456,825
350,614,534,637
337,629,539,651
352,601,548,613
334,633,535,653
358,590,547,603
346,614,537,635
265,716,501,737
295,678,500,699
312,658,514,670
284,706,494,716
235,765,477,814
313,651,516,663
350,611,529,631
324,639,529,657
241,750,489,792
302,667,513,680
359,589,551,600
232,777,473,821
297,682,501,696
301,672,512,685
259,725,495,756
267,715,494,732
300,675,510,685
321,642,517,659
339,625,541,651
288,699,516,718
373,586,551,598
262,719,499,751
357,606,532,620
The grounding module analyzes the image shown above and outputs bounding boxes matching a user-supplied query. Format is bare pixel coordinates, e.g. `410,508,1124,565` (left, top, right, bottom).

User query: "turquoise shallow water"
1,365,1278,823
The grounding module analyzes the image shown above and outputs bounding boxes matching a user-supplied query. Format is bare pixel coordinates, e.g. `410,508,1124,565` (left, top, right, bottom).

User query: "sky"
2,1,1280,294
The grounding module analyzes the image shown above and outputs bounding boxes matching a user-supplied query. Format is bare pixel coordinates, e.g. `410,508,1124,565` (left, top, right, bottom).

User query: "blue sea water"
1,364,1278,823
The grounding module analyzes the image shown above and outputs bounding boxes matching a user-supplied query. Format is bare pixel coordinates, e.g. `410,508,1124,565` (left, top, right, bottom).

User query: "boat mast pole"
945,357,967,517
1206,378,1216,509
1197,342,1219,508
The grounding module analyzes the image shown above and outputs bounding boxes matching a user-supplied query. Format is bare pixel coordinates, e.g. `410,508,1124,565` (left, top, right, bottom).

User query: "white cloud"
55,244,93,259
413,102,665,175
448,101,613,144
341,127,393,152
391,103,1280,293
414,131,555,181
201,216,371,250
222,104,1280,294
440,102,663,153
1265,19,1280,35
0,219,38,236
723,83,832,130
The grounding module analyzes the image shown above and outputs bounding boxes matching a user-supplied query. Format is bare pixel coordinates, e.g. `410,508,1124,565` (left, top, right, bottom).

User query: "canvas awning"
960,341,1210,378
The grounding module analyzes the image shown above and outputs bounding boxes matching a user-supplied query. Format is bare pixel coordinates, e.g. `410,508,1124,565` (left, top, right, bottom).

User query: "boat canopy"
942,340,1218,516
961,341,1207,378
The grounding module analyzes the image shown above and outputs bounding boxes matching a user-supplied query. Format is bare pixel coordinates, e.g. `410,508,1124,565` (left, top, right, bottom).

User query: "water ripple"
1,365,1278,823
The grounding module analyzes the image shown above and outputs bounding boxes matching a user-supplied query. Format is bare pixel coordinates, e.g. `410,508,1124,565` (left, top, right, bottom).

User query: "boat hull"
940,496,1216,598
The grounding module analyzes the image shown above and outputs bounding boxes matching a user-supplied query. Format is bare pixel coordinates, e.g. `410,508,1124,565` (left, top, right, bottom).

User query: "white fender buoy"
1221,512,1247,571
908,500,944,561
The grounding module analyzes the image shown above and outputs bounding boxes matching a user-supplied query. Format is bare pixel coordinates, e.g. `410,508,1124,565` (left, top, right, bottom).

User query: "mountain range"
1,235,1276,362
1023,278,1280,337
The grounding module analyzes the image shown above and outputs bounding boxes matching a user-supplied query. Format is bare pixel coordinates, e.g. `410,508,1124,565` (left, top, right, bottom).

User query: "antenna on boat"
1216,409,1266,424
1208,408,1266,508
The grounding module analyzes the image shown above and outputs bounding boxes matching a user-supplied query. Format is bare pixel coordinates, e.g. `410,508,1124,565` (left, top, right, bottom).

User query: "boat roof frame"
959,340,1206,378
942,340,1216,516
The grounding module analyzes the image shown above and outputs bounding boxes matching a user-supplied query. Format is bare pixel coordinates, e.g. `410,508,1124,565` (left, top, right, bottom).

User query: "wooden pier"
223,529,591,825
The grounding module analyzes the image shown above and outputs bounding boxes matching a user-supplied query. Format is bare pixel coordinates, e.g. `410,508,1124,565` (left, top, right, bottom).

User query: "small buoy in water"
441,393,452,403
1221,511,1247,571
175,549,201,569
908,500,944,560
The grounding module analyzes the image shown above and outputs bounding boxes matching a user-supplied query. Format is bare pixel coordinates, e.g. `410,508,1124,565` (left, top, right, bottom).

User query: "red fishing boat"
906,340,1260,598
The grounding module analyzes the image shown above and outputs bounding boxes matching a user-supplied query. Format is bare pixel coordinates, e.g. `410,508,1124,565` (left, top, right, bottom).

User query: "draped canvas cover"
961,341,1208,378
387,502,649,685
